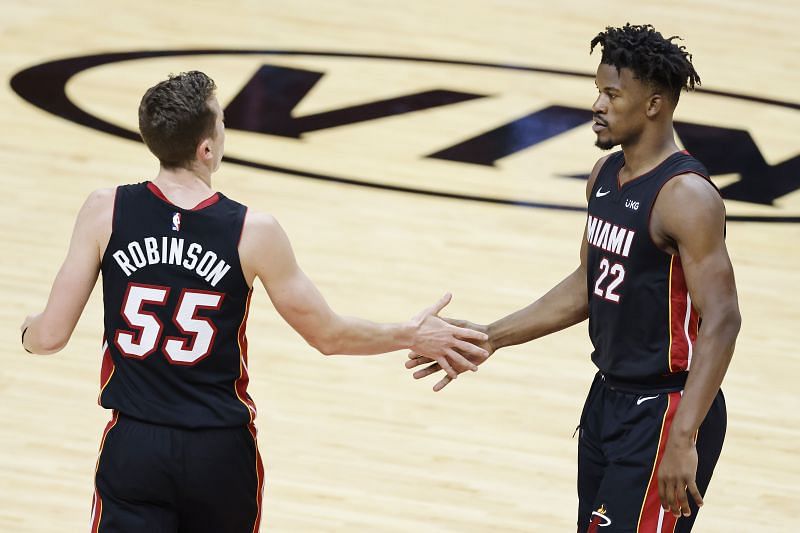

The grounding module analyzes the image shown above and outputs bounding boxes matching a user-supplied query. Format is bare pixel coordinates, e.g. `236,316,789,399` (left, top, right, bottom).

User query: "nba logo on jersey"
171,212,181,231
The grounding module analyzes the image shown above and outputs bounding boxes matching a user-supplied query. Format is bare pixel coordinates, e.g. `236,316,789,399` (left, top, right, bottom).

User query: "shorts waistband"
599,371,688,394
116,412,250,432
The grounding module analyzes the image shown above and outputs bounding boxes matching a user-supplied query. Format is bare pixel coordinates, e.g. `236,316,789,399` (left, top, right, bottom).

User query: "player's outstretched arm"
405,155,611,391
653,174,741,519
239,211,488,378
20,189,114,354
406,258,590,390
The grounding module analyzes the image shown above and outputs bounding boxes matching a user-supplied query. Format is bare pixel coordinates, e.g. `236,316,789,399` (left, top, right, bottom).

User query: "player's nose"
591,94,607,115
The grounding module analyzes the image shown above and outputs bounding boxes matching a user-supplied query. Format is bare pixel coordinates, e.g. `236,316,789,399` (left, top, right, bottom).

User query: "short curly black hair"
138,71,218,169
590,24,700,103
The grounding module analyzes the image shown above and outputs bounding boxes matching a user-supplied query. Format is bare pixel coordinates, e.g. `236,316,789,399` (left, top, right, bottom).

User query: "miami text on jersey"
586,215,636,258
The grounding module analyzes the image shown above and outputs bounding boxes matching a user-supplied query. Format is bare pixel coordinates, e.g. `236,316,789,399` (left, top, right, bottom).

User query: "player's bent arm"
239,212,488,362
485,155,609,351
21,188,114,354
656,175,741,440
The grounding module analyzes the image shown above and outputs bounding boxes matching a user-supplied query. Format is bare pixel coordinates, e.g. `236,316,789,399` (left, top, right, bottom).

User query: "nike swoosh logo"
596,188,611,197
636,395,659,405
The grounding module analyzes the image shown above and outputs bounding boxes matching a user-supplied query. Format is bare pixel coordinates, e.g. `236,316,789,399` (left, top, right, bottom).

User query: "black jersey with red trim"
98,182,255,428
586,151,712,381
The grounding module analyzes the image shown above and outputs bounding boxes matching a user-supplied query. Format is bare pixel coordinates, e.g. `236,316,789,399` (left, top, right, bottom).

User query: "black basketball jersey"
98,182,255,428
586,151,711,381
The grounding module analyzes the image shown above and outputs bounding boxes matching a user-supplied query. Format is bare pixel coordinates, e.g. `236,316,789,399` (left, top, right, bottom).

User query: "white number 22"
593,258,625,303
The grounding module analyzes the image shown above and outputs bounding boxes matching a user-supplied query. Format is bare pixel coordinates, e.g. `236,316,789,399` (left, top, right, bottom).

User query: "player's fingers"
407,351,425,360
687,481,704,509
669,484,682,517
405,356,431,369
676,483,692,517
454,339,488,362
433,375,452,392
442,317,466,328
435,356,458,379
445,348,478,373
451,325,489,343
658,477,669,511
413,362,443,379
660,477,678,514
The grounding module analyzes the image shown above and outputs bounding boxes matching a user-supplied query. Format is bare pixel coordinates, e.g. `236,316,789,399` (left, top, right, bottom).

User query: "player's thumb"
429,292,452,316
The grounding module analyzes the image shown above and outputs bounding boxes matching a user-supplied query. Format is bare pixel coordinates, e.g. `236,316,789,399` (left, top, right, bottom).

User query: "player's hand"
408,293,489,381
406,317,494,391
657,437,703,518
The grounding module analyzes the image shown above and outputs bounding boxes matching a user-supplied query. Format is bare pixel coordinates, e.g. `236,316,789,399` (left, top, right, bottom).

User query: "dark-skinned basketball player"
19,71,487,532
407,24,740,532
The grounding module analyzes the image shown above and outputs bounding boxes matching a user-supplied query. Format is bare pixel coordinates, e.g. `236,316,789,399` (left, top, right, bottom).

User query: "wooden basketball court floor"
1,1,798,531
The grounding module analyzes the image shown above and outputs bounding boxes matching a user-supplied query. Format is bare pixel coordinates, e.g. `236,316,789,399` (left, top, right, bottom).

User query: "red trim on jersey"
637,392,682,532
146,181,220,211
668,257,698,372
248,423,265,533
234,290,257,421
90,411,120,532
97,341,115,406
192,193,221,210
146,181,170,202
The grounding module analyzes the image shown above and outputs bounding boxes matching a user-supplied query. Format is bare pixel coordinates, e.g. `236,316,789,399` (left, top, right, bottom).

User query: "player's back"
99,182,255,428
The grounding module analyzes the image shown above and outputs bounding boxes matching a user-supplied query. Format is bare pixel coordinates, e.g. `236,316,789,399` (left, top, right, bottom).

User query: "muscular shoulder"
78,187,115,231
68,187,116,258
239,210,294,282
241,210,282,241
652,173,725,251
660,173,724,220
84,187,115,212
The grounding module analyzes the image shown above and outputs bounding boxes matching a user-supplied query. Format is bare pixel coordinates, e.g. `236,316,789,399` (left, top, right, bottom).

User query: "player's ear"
196,137,214,164
646,92,663,118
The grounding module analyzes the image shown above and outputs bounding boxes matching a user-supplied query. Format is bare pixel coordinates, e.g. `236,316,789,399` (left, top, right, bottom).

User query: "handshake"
403,292,496,392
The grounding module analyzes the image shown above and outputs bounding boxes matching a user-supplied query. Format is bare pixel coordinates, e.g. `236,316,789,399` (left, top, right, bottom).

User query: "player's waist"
115,410,253,430
599,370,688,394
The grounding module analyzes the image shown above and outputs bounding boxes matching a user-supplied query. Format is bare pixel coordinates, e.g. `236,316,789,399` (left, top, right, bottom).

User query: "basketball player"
19,71,488,532
406,24,741,532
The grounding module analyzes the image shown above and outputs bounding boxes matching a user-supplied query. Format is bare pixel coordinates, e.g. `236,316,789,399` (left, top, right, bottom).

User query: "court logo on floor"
10,50,800,223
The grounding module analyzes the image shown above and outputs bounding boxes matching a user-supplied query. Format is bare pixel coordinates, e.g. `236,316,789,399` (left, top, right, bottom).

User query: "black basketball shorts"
89,412,264,533
577,372,726,532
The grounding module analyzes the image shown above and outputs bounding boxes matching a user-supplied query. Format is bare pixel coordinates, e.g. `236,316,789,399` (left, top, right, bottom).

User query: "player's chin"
594,134,616,151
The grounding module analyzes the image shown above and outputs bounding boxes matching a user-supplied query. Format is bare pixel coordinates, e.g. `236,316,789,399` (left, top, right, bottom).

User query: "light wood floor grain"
1,1,798,531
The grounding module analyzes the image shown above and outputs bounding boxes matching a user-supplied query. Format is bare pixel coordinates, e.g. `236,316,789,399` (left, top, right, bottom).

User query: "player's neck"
153,165,214,192
150,166,217,209
619,128,680,184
